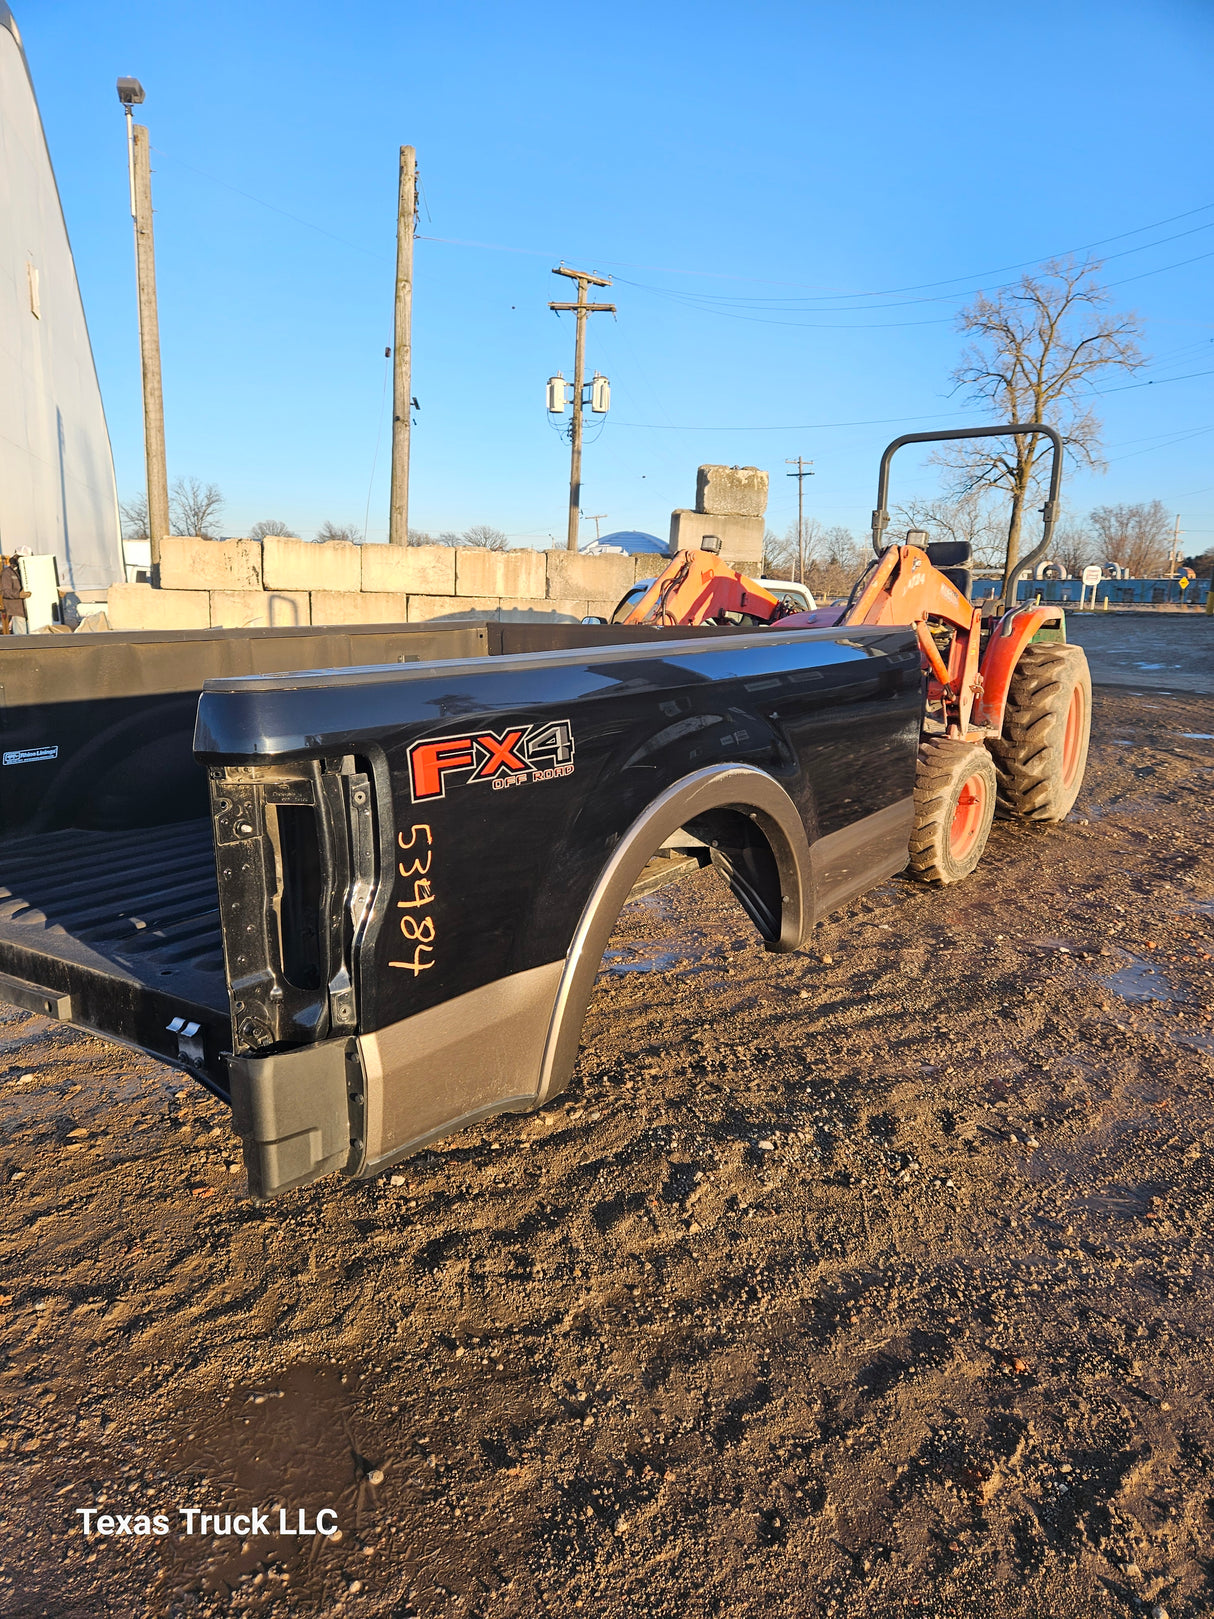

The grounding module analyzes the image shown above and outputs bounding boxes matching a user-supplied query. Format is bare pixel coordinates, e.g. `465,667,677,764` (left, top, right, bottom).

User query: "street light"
116,78,144,219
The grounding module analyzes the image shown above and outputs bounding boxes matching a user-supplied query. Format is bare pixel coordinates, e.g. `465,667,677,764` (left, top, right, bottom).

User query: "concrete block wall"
696,464,768,519
669,510,765,567
103,540,658,631
263,536,361,592
669,463,769,573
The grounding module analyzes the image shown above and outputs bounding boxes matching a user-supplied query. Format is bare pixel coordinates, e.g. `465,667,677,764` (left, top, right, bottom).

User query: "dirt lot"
0,668,1212,1618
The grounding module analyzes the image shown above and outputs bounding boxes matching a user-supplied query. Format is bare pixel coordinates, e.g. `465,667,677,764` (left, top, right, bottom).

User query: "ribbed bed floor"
0,818,227,1008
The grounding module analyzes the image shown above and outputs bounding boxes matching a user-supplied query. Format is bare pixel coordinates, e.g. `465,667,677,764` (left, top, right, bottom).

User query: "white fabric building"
0,3,121,588
581,530,668,556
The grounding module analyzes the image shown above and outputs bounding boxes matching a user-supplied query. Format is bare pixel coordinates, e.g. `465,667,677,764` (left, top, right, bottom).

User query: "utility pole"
388,145,416,546
1167,512,1183,577
585,514,607,542
549,266,615,550
118,79,169,575
785,457,814,584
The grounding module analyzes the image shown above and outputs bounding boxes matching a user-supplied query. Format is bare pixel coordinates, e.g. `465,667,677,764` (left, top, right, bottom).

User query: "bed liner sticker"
3,746,57,766
407,720,574,802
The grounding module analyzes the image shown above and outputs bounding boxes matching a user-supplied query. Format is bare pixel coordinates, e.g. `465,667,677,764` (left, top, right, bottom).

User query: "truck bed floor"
0,819,227,1014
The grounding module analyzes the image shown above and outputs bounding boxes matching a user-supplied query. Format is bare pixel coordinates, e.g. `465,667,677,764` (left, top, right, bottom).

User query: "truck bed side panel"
198,626,921,1191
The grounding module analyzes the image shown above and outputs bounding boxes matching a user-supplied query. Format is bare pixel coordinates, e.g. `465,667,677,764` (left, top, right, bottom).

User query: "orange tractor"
618,423,1092,884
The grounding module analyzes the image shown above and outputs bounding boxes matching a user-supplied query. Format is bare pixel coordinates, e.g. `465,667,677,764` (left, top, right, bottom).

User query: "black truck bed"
0,818,230,1087
0,616,763,1086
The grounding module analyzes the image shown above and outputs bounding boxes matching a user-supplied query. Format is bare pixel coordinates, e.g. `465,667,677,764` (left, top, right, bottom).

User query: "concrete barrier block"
455,548,545,598
361,544,455,595
160,536,262,591
669,510,764,561
263,536,361,592
585,599,621,622
407,595,499,622
498,597,587,623
210,589,310,629
311,590,408,625
633,553,667,582
106,583,210,630
545,550,635,601
696,464,769,518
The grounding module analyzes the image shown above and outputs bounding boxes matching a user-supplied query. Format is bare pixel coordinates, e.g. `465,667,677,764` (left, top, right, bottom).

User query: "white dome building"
0,4,122,587
580,529,668,557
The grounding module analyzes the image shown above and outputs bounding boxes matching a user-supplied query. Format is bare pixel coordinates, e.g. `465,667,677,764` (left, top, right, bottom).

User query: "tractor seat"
926,540,972,602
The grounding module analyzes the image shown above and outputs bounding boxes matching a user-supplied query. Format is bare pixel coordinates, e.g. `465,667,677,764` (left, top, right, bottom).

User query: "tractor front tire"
989,643,1092,822
909,739,997,884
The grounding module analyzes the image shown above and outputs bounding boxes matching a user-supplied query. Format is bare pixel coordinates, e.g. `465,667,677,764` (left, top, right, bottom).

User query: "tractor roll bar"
870,422,1064,604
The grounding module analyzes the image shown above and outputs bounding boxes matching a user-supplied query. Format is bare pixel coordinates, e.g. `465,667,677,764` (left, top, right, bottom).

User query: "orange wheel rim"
1061,684,1084,788
949,772,987,861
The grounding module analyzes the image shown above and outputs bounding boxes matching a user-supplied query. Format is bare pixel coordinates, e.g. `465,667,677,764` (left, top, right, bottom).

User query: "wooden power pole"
388,145,416,547
549,266,614,551
128,119,170,571
785,457,814,584
1167,512,1183,577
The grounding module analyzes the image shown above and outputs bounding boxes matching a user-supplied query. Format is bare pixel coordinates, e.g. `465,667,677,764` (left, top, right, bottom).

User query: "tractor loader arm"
620,549,783,627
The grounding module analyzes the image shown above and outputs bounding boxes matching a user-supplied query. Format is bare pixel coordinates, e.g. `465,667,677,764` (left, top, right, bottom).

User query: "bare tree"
247,519,298,541
431,525,511,550
460,525,510,551
1089,500,1171,576
170,477,225,539
408,529,438,546
940,258,1144,602
761,528,792,578
315,521,361,544
1051,513,1095,577
762,523,810,578
894,492,1005,568
119,493,149,542
766,521,861,593
822,524,861,565
802,527,864,598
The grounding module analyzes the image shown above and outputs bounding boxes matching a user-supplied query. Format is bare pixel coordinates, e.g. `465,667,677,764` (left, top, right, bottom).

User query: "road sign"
1081,565,1103,587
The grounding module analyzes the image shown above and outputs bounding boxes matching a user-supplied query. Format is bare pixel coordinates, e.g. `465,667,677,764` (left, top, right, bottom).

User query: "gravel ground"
0,682,1211,1619
1063,612,1214,696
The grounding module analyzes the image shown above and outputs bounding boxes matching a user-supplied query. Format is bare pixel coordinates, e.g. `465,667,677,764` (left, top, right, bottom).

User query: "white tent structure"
581,530,668,556
0,3,121,589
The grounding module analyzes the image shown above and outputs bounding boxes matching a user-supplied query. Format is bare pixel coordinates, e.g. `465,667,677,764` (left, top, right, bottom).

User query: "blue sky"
20,0,1214,550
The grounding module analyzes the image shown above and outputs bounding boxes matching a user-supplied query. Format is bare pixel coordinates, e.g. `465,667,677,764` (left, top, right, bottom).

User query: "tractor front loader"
619,422,1092,885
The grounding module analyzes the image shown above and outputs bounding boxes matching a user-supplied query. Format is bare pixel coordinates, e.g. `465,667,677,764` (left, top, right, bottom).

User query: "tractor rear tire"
989,643,1092,822
908,738,997,884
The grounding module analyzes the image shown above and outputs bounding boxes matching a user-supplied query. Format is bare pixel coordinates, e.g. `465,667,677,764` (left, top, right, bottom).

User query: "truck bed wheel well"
534,765,812,1106
682,807,785,941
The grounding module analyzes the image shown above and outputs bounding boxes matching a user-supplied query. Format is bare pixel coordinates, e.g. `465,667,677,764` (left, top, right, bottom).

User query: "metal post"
388,145,416,546
129,122,169,573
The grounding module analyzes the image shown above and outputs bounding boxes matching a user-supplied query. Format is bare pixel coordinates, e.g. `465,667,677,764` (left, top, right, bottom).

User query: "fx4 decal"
408,720,575,802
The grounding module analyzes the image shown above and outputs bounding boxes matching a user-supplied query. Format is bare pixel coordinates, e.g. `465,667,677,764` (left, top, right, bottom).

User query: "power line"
1104,425,1214,463
1097,364,1214,395
148,143,1213,327
617,245,1214,332
613,407,977,432
615,218,1214,314
150,145,377,257
610,358,1214,433
420,199,1214,298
